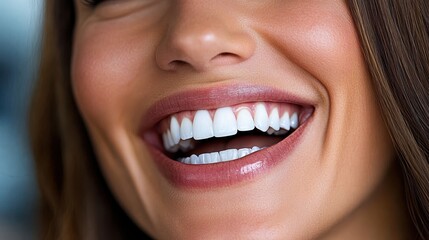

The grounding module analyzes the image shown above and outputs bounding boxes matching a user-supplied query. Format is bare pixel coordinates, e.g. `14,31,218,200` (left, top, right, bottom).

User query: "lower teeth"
177,146,265,164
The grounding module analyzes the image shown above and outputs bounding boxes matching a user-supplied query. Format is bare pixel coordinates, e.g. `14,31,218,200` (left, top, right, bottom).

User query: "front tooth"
193,110,214,140
213,107,238,137
290,112,299,129
220,149,238,162
237,108,255,131
238,148,251,158
227,149,238,161
199,153,211,164
170,117,181,144
209,152,220,163
280,112,290,130
219,150,228,161
269,107,280,131
180,117,193,140
190,154,199,164
254,103,269,132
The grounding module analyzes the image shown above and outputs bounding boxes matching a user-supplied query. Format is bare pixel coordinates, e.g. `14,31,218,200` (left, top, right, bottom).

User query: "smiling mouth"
141,85,315,189
158,102,303,164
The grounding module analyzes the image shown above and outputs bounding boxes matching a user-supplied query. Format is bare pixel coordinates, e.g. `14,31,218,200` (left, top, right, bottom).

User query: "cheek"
298,22,361,79
254,1,363,90
255,0,395,217
71,25,144,129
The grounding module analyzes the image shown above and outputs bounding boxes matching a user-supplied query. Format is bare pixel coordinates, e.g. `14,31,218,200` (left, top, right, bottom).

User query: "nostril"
210,52,242,65
166,53,240,71
168,60,190,70
215,53,235,58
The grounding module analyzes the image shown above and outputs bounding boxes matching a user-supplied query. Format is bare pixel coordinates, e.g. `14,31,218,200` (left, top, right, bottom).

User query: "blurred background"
0,1,44,239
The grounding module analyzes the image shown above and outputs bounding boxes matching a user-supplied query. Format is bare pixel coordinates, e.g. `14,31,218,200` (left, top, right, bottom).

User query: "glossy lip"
140,84,316,131
141,84,315,189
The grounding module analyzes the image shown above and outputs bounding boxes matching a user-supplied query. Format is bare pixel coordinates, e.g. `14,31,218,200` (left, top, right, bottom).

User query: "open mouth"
157,101,307,164
141,85,315,188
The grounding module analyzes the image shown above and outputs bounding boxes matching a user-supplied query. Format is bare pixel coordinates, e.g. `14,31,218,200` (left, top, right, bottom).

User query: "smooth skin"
72,0,411,239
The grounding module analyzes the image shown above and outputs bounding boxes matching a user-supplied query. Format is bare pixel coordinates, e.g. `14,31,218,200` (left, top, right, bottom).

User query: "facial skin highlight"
71,0,405,239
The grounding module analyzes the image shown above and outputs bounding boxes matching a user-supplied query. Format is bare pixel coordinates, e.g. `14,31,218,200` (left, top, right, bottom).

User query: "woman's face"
72,0,396,238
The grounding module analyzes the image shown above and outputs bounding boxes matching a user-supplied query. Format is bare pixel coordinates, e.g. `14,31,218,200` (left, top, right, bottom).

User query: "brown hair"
30,0,429,239
348,0,429,238
30,1,146,239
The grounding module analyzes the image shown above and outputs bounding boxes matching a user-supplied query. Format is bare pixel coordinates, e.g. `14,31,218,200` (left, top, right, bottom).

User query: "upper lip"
140,83,316,132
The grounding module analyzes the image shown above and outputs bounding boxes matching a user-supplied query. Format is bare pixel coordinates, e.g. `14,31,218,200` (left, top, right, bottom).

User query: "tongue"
189,135,282,155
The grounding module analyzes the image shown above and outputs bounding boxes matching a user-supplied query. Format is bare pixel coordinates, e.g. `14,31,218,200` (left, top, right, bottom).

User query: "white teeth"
162,104,301,154
199,153,211,164
170,117,181,144
238,148,251,158
193,110,214,140
237,108,255,131
220,149,238,162
251,146,261,153
269,107,280,131
206,152,221,164
180,117,193,140
209,152,220,163
183,157,191,164
290,112,298,129
166,130,174,146
191,154,199,164
280,112,290,130
166,130,176,152
213,107,238,137
178,146,263,164
254,103,270,132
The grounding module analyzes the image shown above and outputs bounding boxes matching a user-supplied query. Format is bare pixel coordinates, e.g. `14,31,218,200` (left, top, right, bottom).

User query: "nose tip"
155,8,255,72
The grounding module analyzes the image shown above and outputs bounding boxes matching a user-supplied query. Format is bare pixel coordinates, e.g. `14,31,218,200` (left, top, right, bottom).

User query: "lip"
141,84,315,189
140,84,316,131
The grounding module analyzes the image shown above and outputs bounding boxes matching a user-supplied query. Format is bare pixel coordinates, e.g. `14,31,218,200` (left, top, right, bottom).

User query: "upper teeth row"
162,103,299,152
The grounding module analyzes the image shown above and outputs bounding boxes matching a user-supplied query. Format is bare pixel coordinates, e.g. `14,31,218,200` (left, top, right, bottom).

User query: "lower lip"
146,118,310,190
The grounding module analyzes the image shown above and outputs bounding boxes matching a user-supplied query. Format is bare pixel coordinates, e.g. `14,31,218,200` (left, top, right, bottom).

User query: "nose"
155,2,255,72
